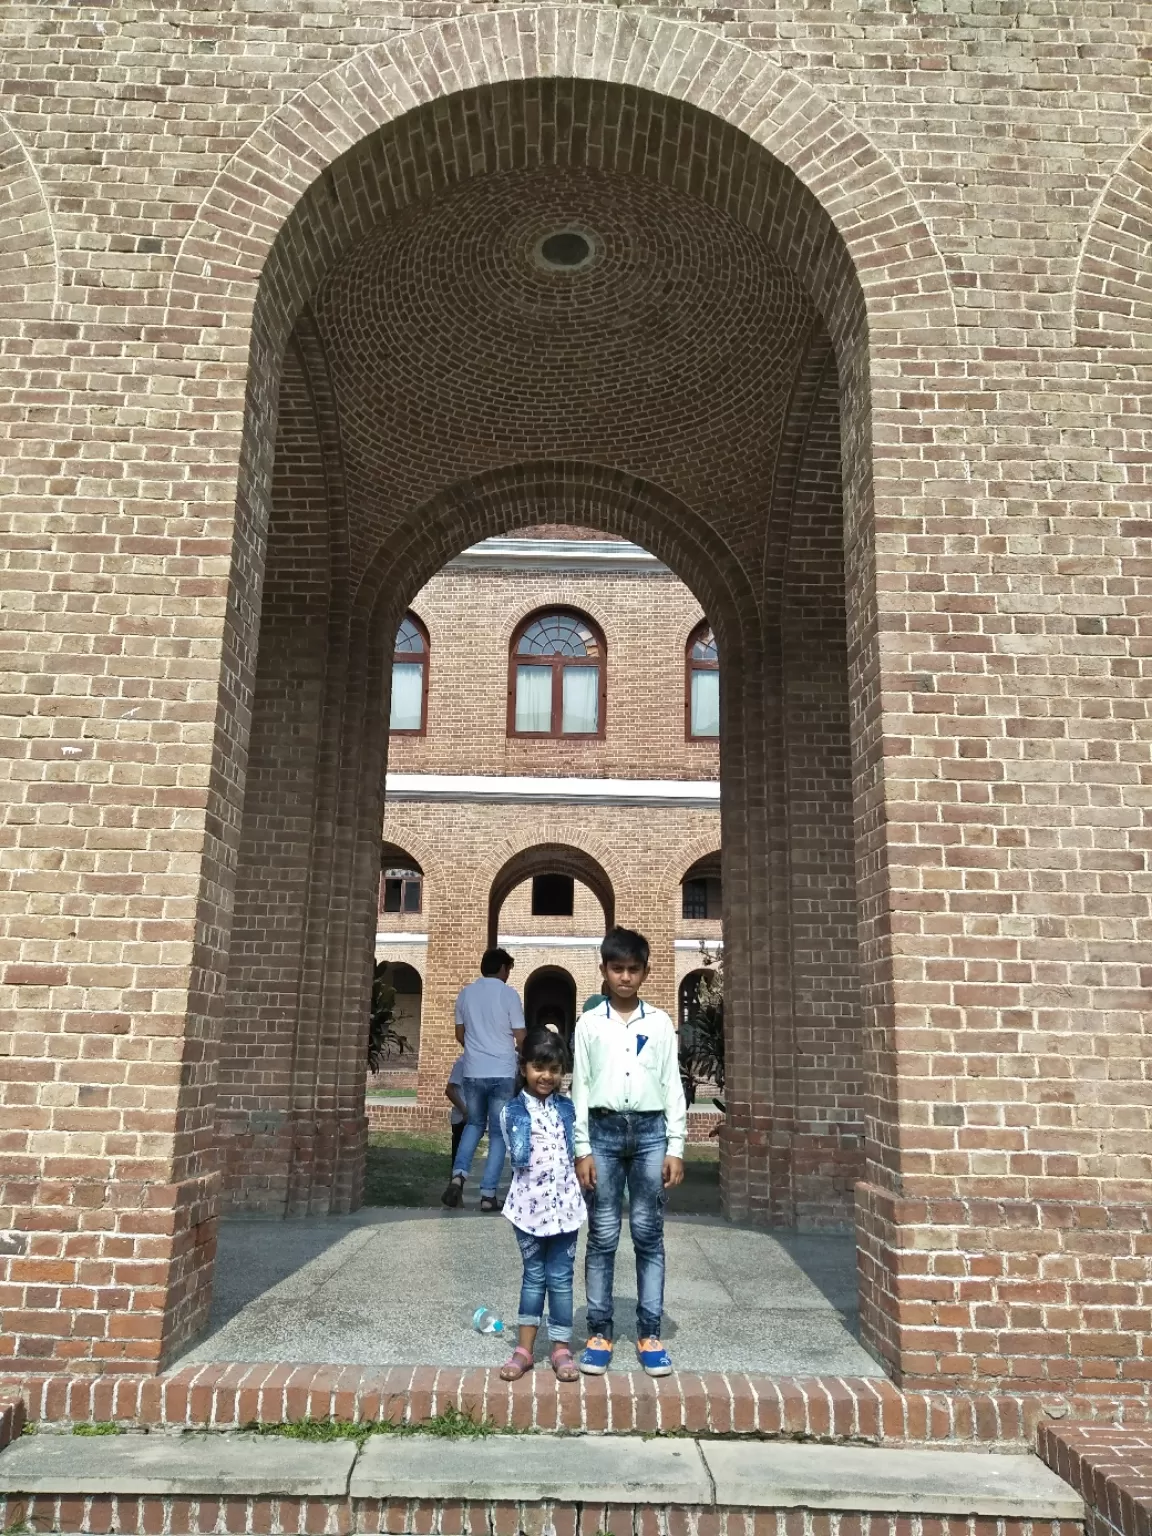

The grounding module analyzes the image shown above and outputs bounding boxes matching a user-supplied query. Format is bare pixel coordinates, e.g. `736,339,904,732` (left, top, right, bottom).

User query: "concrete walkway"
0,1431,1083,1520
178,1209,881,1376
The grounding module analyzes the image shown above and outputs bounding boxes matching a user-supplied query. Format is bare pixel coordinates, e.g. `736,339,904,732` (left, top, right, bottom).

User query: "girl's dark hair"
519,1027,568,1071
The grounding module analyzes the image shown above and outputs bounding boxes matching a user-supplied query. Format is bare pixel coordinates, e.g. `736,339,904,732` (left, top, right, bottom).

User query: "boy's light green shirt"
570,998,687,1159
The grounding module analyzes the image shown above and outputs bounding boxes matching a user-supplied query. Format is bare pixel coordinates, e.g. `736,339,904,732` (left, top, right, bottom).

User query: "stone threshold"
0,1431,1083,1521
0,1368,1124,1448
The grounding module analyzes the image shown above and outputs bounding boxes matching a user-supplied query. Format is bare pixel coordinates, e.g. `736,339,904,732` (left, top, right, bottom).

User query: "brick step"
1,1370,1122,1446
0,1431,1084,1536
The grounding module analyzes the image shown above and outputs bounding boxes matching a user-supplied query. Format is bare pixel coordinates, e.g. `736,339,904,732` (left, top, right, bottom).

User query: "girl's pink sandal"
550,1344,579,1382
499,1345,534,1381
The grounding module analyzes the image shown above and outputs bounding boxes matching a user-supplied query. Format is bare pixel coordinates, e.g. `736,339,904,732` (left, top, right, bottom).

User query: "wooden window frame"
507,607,607,740
390,612,430,737
685,620,720,741
380,870,423,915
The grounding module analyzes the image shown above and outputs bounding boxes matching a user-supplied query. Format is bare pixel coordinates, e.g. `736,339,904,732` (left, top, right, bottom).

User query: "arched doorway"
680,856,722,924
375,960,422,1056
159,13,930,1375
486,844,615,951
213,71,872,1244
524,966,578,1044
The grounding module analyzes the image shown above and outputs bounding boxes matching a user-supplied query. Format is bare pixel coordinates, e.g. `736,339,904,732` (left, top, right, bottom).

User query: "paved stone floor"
179,1210,882,1376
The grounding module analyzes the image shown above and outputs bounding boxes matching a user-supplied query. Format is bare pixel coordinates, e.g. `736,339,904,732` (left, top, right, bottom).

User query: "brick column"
0,368,253,1369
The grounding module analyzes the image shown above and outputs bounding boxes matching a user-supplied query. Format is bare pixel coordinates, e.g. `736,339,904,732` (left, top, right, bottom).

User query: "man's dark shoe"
441,1175,464,1208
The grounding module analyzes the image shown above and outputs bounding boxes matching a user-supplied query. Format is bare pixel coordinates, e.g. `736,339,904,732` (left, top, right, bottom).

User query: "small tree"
368,962,409,1073
678,946,724,1109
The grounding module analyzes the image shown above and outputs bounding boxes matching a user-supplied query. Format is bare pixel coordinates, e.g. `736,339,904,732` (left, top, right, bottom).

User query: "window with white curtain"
686,622,719,739
509,610,605,737
390,614,428,734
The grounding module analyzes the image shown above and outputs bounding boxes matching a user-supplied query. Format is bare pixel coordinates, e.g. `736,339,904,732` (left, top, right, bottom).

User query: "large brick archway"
2,12,948,1378
202,31,909,1370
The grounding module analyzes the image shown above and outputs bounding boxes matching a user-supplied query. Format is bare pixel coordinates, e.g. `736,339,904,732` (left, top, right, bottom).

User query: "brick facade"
365,548,729,1153
0,1,1148,1410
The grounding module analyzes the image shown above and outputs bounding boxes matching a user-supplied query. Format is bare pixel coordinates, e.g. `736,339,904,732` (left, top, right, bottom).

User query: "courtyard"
177,1135,876,1377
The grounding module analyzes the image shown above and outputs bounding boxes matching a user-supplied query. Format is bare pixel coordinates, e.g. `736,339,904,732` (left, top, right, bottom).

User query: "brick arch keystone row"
355,462,762,655
477,833,624,922
656,834,726,921
1073,122,1152,348
377,832,444,916
0,112,58,324
166,9,958,353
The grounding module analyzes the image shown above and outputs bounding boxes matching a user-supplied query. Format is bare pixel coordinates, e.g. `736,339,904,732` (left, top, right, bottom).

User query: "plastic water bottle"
472,1306,506,1336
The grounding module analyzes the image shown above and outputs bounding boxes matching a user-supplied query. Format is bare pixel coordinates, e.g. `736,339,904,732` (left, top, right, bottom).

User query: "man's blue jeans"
513,1226,579,1342
452,1076,516,1197
585,1109,667,1340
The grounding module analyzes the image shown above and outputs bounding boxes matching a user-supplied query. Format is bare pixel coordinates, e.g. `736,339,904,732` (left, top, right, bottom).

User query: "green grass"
72,1422,121,1436
246,1406,494,1447
365,1088,418,1099
363,1131,722,1214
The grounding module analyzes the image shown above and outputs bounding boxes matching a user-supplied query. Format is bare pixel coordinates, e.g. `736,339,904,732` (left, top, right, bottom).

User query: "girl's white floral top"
502,1093,587,1237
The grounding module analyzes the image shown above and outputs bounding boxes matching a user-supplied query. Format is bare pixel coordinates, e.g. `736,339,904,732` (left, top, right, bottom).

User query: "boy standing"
571,927,686,1377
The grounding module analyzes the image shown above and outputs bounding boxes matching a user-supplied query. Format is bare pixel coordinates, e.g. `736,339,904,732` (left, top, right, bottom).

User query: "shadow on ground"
176,1131,880,1377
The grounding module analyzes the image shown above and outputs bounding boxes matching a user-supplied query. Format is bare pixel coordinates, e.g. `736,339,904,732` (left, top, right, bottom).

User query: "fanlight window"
510,611,605,737
390,614,428,734
686,622,719,739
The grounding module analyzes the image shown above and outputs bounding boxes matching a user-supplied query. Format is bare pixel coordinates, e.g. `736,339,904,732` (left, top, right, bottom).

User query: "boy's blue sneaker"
579,1335,614,1375
636,1337,673,1377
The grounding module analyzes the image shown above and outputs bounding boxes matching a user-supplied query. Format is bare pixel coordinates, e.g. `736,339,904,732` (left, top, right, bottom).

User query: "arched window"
389,613,428,734
509,610,605,738
686,621,719,739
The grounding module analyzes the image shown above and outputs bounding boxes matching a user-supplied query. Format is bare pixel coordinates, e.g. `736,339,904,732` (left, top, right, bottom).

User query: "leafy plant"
72,1423,121,1436
368,962,409,1074
246,1406,494,1448
679,946,724,1109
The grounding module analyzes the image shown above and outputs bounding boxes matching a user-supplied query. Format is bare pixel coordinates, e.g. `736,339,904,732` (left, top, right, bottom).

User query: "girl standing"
497,1029,586,1382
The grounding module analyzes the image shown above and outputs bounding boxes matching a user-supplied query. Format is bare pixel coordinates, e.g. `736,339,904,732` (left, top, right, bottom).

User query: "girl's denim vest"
502,1092,577,1169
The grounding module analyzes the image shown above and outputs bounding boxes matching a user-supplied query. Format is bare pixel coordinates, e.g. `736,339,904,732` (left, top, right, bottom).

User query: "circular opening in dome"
538,230,593,270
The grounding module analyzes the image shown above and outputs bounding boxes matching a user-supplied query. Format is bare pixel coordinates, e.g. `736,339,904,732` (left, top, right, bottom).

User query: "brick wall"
393,560,718,781
0,1,1146,1399
375,799,729,1115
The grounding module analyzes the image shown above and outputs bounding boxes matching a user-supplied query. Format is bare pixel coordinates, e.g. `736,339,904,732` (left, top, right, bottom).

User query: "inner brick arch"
0,113,58,326
486,844,617,951
1073,125,1152,349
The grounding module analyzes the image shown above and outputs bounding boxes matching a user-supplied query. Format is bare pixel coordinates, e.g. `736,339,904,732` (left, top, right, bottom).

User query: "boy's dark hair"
600,926,650,968
520,1027,568,1072
480,947,514,977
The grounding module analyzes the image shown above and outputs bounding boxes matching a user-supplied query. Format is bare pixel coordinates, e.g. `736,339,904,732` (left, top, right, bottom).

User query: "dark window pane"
682,878,708,920
383,879,402,913
532,874,575,917
402,878,422,914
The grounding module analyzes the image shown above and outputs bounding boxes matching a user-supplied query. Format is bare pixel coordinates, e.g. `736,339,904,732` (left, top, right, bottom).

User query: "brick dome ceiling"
300,162,827,583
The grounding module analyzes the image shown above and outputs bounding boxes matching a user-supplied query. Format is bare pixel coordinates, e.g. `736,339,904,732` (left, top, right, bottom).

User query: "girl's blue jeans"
513,1226,579,1343
585,1109,667,1340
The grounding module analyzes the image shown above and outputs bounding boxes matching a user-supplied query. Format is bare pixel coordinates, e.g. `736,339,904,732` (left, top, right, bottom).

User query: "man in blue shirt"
442,948,526,1211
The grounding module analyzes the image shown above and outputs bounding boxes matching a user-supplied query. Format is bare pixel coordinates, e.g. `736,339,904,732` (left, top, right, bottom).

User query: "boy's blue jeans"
584,1109,667,1340
452,1076,516,1196
513,1227,579,1343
